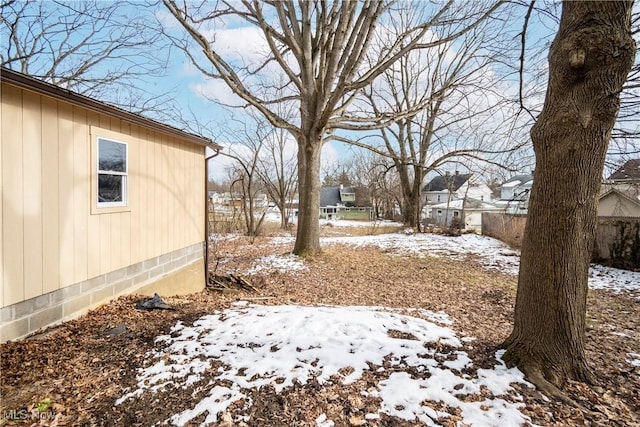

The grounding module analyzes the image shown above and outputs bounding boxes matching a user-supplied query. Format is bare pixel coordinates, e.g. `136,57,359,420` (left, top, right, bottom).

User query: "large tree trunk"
397,162,424,229
293,132,323,256
503,0,635,395
402,191,420,228
401,182,424,230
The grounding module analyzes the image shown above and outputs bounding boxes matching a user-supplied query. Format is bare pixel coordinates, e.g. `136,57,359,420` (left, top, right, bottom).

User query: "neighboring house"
423,172,470,204
499,174,533,201
209,192,268,210
1,68,221,342
429,198,501,231
598,189,640,218
422,172,493,205
319,185,373,220
602,159,640,201
498,174,533,214
429,199,464,228
608,159,640,182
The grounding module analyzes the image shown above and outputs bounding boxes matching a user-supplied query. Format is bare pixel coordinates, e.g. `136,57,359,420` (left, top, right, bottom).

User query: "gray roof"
502,174,533,186
608,159,640,181
320,187,343,207
422,173,471,192
320,186,368,207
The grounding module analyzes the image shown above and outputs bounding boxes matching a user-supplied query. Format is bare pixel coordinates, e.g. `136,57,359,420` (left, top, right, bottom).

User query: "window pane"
98,174,123,203
99,139,126,172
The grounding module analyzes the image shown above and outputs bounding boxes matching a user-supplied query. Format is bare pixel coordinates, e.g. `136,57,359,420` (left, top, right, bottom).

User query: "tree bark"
401,176,424,230
293,131,323,256
278,194,289,230
503,0,636,391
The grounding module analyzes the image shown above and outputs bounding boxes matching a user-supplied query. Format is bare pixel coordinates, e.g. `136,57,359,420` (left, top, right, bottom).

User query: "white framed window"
90,126,132,215
97,137,128,207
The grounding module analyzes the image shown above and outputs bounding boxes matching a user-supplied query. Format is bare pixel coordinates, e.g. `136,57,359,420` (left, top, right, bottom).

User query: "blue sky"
147,1,562,182
8,1,637,181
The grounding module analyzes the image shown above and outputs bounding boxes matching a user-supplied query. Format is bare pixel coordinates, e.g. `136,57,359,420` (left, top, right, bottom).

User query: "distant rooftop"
502,174,533,186
608,159,640,181
422,173,471,192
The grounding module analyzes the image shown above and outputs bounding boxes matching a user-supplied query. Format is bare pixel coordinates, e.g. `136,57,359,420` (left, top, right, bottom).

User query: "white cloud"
207,26,269,65
190,79,243,107
207,140,251,182
321,142,339,174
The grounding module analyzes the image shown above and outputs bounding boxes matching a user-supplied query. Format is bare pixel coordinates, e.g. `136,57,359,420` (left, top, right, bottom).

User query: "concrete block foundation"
0,243,204,343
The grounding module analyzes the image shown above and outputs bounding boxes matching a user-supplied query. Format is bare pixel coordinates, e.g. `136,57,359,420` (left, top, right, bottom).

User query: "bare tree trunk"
279,194,289,229
402,192,419,228
401,181,423,230
503,0,635,398
294,132,322,256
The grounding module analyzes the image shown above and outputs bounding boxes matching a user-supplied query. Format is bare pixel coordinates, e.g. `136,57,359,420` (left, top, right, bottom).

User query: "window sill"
91,205,131,215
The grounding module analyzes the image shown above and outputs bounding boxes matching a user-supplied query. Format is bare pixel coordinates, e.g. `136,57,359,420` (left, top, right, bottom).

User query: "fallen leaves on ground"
1,228,639,426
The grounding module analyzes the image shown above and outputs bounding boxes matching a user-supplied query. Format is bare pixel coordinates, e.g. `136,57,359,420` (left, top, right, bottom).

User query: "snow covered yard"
113,229,638,426
117,304,532,426
2,224,638,426
243,231,640,297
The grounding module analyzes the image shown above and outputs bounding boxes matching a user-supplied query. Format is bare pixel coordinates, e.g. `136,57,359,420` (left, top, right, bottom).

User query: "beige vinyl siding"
73,106,89,284
1,83,205,308
41,96,60,295
2,84,24,306
58,101,75,289
86,110,100,279
598,192,640,217
0,88,3,305
22,90,43,300
129,124,141,266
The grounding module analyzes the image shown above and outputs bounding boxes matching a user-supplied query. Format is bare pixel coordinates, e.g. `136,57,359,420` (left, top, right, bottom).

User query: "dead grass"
1,229,638,426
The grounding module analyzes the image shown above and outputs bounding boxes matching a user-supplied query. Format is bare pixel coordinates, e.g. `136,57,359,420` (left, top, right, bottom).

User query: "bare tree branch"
1,0,175,116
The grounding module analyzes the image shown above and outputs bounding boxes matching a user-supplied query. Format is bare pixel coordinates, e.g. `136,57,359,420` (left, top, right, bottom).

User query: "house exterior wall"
500,185,519,201
425,190,452,204
320,206,373,220
598,193,640,217
337,207,373,220
1,82,206,341
429,207,462,227
464,211,485,232
500,181,532,202
457,182,493,202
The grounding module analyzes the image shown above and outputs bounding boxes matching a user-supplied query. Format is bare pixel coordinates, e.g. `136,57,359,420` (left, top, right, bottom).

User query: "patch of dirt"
1,231,639,426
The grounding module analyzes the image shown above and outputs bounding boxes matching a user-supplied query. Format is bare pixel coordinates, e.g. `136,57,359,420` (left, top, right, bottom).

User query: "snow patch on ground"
268,235,296,246
320,219,404,228
316,232,640,297
626,353,640,367
322,233,521,275
117,305,531,426
233,230,637,297
588,263,640,295
245,253,307,274
315,413,335,427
